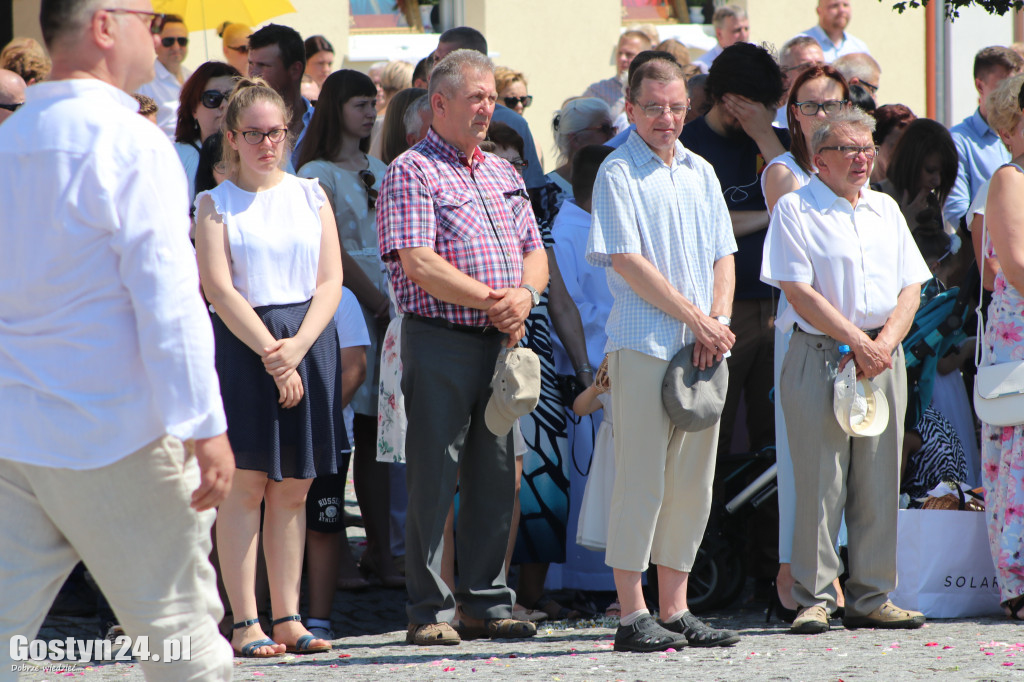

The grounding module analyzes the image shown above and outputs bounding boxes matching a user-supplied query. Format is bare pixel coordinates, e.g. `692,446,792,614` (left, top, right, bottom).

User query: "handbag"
972,217,1024,426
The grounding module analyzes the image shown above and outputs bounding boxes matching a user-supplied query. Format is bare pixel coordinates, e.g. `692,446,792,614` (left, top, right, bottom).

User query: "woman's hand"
275,371,305,409
263,337,308,380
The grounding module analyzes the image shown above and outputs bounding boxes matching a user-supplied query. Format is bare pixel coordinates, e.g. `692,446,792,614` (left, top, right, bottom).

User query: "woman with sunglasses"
174,61,240,203
295,70,402,590
760,64,850,624
218,22,252,77
548,97,614,204
194,78,343,657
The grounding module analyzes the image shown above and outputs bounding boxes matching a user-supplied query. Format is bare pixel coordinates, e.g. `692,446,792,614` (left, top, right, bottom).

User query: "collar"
422,126,486,168
810,24,847,48
968,107,999,139
623,129,692,169
24,77,138,112
301,96,315,124
806,175,883,215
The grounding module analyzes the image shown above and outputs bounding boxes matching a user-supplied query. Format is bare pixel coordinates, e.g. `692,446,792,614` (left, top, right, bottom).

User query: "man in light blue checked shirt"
586,58,739,653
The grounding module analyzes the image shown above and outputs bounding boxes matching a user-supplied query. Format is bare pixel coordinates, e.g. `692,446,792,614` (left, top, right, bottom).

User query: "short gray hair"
780,35,820,63
833,53,881,84
428,49,494,100
40,0,105,49
403,93,431,138
811,108,877,153
713,5,747,28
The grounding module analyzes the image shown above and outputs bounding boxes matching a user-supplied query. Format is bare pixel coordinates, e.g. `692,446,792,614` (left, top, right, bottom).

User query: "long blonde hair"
220,77,292,177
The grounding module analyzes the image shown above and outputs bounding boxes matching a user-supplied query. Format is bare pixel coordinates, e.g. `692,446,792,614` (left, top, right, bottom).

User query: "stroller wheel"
687,544,744,614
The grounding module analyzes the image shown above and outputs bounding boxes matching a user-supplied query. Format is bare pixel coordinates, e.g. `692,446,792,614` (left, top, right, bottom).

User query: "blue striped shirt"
587,131,736,361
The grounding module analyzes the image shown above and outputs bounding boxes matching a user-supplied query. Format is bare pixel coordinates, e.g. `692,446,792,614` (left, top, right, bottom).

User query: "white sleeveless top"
198,174,326,308
760,151,813,218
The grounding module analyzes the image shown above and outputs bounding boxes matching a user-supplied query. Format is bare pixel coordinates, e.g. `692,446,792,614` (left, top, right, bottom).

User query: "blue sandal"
232,618,283,658
272,615,332,654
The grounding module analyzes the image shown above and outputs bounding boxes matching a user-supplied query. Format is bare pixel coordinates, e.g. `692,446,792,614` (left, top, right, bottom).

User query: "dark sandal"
533,596,582,621
1004,594,1024,620
614,614,687,653
231,618,283,658
271,615,332,654
455,617,537,640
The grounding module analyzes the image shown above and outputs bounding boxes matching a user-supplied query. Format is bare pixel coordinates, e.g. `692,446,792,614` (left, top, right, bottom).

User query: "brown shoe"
790,605,830,634
456,617,537,640
406,622,461,646
843,602,925,630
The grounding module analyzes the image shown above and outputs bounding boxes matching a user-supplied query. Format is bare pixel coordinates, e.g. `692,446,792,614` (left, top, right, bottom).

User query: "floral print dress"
980,192,1024,604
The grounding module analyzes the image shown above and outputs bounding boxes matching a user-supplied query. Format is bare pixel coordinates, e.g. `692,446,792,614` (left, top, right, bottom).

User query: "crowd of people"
3,0,1024,677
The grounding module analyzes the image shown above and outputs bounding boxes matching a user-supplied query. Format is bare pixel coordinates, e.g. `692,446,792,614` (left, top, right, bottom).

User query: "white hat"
485,348,541,436
833,361,889,438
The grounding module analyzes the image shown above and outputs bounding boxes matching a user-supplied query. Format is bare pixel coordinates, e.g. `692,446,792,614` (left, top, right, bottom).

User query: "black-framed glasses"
795,99,848,116
358,169,378,210
817,144,879,160
200,89,232,109
226,44,249,55
235,128,288,145
105,9,168,34
638,102,690,118
503,95,533,109
161,36,189,48
858,80,879,95
0,102,23,112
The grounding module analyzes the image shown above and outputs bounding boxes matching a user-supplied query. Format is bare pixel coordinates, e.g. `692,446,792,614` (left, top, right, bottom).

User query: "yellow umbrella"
152,0,297,33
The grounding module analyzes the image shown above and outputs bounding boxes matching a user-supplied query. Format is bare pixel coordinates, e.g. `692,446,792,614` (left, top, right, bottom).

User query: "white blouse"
198,174,326,308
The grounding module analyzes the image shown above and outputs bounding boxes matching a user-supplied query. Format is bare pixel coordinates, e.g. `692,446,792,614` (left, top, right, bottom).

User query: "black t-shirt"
680,116,790,300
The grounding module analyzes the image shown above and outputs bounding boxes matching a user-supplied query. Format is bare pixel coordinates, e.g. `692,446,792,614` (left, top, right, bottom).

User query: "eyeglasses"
817,144,879,160
503,95,533,109
161,36,188,48
200,89,232,109
637,102,690,118
0,102,23,112
235,128,288,144
858,80,879,95
359,169,378,210
795,99,848,116
225,44,249,55
105,9,169,34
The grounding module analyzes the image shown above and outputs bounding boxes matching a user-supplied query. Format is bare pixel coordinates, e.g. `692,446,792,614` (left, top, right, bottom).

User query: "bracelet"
576,365,594,375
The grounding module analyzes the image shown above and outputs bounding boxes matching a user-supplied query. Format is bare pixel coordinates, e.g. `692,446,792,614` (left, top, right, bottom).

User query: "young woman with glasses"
193,78,343,658
295,70,402,598
760,64,851,625
174,61,240,203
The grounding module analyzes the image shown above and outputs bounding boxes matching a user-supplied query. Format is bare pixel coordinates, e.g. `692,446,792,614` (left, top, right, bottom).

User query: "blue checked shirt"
587,131,736,361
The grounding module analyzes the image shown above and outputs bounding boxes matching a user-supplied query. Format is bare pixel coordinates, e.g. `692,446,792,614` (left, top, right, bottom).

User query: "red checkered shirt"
377,127,543,327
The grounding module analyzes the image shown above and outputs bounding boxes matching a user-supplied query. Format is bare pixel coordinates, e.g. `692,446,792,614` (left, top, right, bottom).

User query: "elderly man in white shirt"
137,13,190,139
761,108,931,636
0,1,233,679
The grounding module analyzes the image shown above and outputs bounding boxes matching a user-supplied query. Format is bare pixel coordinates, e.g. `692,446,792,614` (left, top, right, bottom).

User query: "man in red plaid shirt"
377,48,548,647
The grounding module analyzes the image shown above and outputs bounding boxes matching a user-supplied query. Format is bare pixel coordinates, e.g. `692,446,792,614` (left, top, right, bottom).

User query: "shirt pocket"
502,188,531,225
434,189,481,242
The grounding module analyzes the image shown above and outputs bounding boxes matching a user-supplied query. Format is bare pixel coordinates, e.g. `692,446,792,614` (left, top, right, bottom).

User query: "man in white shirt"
800,0,871,63
694,5,750,73
137,13,190,139
0,1,234,679
762,109,930,636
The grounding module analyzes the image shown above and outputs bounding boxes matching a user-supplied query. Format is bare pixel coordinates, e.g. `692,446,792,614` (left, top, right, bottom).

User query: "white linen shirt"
0,79,226,469
761,176,931,335
137,59,189,139
587,131,737,361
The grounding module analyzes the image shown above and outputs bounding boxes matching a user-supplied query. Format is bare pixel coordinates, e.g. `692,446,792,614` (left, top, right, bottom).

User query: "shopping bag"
890,509,1003,618
576,400,614,552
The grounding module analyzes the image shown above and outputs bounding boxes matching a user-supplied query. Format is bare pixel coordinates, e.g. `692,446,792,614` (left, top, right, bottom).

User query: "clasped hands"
263,337,309,408
691,314,736,371
486,287,533,347
839,333,894,380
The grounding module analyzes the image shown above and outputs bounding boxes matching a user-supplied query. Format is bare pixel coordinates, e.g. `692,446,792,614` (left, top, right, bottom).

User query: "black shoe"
614,614,687,653
767,583,798,624
659,611,741,647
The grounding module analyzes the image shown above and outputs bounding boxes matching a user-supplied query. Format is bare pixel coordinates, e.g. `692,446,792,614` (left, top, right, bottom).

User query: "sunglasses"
105,8,169,34
503,95,533,109
358,169,378,210
225,44,249,55
161,37,189,48
0,102,22,112
200,89,232,109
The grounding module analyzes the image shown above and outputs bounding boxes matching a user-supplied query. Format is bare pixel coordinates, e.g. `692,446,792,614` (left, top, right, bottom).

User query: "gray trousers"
782,330,906,618
401,317,515,624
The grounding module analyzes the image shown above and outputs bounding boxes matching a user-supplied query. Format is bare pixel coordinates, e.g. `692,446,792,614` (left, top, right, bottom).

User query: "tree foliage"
887,0,1024,19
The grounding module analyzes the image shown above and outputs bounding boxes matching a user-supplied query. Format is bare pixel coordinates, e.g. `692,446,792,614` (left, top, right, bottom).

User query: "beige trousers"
782,331,906,617
604,348,719,573
0,436,232,682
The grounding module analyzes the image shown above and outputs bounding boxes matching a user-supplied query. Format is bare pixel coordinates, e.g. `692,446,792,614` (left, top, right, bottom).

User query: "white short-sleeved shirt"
760,151,814,219
761,176,931,334
198,174,326,308
588,131,737,360
967,177,991,228
137,60,189,140
335,286,370,350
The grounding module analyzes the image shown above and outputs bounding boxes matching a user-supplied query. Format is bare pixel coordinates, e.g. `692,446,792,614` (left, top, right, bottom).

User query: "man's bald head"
0,69,27,125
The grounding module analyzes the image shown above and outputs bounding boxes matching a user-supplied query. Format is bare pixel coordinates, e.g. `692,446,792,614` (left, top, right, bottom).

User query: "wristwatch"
715,315,732,327
521,284,541,307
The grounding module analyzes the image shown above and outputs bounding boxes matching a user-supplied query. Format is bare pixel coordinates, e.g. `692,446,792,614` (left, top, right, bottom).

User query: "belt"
792,324,883,340
406,313,501,336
